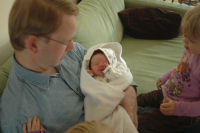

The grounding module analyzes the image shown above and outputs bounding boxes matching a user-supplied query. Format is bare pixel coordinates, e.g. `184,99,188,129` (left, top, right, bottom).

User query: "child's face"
90,53,109,76
184,36,200,54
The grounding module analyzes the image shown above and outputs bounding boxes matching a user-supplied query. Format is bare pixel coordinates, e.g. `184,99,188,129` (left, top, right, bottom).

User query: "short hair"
66,121,115,133
9,0,78,51
88,49,105,70
181,5,200,40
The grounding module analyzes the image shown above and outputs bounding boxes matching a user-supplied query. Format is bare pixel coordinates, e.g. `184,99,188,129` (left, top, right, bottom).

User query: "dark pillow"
118,7,182,40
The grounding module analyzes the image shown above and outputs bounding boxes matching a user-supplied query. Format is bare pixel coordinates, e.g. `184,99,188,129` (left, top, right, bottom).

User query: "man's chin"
53,61,62,67
61,54,66,60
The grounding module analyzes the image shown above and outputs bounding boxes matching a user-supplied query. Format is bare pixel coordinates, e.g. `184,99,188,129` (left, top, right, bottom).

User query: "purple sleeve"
160,49,187,83
159,69,174,83
174,101,200,117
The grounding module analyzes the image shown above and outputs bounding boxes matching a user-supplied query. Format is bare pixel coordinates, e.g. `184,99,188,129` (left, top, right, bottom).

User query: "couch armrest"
124,0,193,16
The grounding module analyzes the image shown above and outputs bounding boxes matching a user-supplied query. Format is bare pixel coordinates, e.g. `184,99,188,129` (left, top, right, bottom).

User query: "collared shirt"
0,42,86,133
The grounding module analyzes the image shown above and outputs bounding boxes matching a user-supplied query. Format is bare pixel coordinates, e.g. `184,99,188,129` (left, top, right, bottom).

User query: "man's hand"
160,98,175,116
120,86,138,128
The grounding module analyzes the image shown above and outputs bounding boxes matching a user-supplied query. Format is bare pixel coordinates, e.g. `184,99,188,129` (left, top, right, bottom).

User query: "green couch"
74,0,193,94
0,0,193,95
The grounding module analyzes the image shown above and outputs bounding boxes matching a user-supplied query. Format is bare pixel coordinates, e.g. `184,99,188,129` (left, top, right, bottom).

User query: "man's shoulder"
66,42,86,59
1,86,22,130
1,72,30,131
4,68,25,94
1,68,25,110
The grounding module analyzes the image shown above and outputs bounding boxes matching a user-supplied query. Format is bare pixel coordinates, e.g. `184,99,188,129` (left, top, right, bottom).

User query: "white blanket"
80,42,138,133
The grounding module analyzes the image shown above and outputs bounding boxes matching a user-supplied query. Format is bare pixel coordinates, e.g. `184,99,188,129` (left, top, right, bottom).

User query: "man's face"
183,36,200,54
90,53,109,76
36,15,77,70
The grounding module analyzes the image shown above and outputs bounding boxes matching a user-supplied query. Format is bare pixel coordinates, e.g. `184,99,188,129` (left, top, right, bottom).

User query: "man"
0,0,138,133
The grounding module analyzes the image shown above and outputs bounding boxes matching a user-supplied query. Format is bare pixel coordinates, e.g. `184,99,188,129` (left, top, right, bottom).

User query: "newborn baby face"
90,53,109,76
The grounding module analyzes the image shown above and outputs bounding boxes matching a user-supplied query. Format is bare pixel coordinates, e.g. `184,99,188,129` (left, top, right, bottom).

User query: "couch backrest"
125,0,193,16
74,0,125,49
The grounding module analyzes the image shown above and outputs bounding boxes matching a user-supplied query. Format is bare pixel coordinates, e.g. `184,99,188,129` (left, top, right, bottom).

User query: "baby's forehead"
91,53,107,61
91,50,106,58
93,52,106,57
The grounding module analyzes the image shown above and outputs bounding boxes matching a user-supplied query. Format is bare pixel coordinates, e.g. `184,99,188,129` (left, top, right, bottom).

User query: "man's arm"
120,85,138,128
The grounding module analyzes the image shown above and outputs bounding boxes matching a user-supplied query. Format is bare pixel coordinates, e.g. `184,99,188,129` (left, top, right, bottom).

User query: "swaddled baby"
87,48,127,83
80,42,138,133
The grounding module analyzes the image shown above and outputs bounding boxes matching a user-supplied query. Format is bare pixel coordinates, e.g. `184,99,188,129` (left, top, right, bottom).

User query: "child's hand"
23,116,45,133
156,78,163,90
160,98,175,116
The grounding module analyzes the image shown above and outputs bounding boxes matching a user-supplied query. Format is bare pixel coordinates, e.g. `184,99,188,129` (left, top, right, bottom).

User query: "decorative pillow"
118,7,182,40
74,0,124,49
0,57,12,96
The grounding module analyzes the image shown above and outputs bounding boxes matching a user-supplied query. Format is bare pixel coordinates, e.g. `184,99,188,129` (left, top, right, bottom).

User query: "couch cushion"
121,35,184,94
74,0,124,49
0,57,12,96
118,7,182,40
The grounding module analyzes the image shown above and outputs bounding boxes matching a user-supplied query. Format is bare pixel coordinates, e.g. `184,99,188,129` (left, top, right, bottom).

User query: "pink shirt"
160,49,200,117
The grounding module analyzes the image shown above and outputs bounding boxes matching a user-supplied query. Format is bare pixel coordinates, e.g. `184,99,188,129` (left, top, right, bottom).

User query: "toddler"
137,5,200,133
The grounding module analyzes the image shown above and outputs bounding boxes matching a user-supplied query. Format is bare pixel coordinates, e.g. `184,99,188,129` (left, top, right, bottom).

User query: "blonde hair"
66,121,115,133
181,5,200,40
9,0,78,51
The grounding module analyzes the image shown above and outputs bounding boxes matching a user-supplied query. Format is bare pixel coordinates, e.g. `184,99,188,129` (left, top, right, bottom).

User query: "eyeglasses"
42,36,73,47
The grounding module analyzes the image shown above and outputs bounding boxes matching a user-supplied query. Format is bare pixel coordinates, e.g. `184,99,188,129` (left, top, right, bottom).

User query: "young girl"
137,5,200,133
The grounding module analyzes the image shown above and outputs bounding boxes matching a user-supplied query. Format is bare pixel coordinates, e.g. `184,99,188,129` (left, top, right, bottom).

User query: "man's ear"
25,35,39,53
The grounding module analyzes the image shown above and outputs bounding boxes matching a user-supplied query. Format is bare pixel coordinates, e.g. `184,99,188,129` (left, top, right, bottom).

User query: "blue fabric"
0,43,86,133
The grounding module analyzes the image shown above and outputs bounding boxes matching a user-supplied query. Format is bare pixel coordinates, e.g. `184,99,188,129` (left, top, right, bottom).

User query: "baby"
87,49,110,80
87,48,126,83
80,42,138,133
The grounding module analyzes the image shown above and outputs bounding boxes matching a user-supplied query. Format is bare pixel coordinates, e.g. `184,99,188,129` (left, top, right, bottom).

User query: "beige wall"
0,0,14,65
